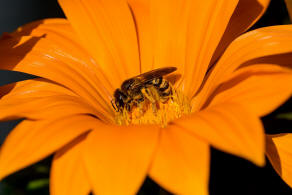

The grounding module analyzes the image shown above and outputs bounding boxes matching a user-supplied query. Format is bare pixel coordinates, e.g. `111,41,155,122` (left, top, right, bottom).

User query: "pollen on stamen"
115,89,191,128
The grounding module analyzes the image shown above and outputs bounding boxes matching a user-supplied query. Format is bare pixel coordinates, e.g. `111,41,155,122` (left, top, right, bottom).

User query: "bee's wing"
122,67,177,91
135,67,177,83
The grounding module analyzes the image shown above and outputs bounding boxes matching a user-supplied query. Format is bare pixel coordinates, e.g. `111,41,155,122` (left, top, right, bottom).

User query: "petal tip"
254,153,266,167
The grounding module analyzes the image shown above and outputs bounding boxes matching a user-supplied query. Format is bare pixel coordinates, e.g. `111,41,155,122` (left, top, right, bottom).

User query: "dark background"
0,0,291,194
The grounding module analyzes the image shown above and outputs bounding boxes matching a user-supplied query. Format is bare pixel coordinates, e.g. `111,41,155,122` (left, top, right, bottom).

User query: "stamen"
115,89,191,128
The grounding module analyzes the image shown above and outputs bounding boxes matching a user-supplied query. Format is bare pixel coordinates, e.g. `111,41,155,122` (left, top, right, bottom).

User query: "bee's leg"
136,97,145,115
170,88,178,103
126,104,131,112
141,87,160,114
137,102,143,114
163,88,175,103
141,88,155,103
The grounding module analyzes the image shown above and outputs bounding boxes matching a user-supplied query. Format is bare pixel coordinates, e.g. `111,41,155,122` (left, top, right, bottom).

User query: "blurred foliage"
0,0,291,194
277,112,292,120
0,158,51,195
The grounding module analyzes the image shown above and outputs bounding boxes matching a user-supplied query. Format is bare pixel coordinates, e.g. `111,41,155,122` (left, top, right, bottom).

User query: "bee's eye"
118,98,124,107
118,95,123,101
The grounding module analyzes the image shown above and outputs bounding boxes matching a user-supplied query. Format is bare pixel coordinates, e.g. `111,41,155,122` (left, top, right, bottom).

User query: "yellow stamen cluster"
115,89,191,127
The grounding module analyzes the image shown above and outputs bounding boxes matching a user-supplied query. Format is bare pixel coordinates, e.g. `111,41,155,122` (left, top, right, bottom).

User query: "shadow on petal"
240,52,292,69
0,20,45,96
266,134,282,175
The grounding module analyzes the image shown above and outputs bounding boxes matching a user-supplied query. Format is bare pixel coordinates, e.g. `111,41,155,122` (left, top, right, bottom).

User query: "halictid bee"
111,67,177,112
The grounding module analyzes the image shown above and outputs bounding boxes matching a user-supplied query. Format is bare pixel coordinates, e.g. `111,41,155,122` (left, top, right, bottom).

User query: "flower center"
114,87,191,127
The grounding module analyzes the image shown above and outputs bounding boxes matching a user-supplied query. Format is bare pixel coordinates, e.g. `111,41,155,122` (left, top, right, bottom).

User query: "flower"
0,0,292,194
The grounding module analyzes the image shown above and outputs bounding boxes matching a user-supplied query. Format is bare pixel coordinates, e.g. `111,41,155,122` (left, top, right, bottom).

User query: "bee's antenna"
111,99,119,112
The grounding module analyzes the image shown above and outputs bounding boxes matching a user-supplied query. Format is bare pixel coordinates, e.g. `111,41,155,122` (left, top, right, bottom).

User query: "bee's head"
112,89,127,111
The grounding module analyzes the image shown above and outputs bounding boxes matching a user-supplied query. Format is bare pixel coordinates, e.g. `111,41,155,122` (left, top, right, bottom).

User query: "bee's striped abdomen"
159,80,169,92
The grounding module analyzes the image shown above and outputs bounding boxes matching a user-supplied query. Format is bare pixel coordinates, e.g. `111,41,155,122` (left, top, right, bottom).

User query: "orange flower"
0,0,292,194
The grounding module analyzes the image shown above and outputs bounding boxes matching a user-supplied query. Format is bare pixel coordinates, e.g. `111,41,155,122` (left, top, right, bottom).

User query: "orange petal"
51,134,91,195
174,103,265,166
83,124,159,195
205,64,292,116
58,0,140,84
0,95,104,121
127,0,151,73
129,0,238,97
0,115,99,180
1,78,76,99
1,19,116,111
13,18,116,98
0,79,109,122
193,25,292,110
0,35,113,117
211,0,270,65
266,133,292,188
285,0,292,21
149,126,209,195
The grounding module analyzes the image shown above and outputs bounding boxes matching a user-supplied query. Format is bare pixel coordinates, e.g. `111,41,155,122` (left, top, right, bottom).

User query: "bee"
111,67,177,112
